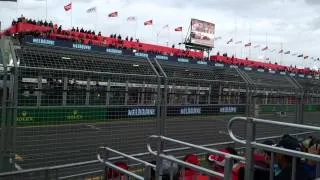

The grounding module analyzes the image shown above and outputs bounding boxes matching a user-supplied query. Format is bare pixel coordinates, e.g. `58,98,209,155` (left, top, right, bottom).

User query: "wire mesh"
2,35,320,179
13,44,160,173
158,61,248,148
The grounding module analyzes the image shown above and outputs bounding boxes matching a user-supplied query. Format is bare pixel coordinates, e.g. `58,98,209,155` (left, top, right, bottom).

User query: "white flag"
86,7,96,13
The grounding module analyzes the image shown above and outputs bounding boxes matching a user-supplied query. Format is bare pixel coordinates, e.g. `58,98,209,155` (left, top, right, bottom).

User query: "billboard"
190,19,215,48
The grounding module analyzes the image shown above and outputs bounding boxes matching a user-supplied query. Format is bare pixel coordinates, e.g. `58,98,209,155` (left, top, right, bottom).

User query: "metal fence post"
0,65,8,173
244,117,255,180
223,155,233,180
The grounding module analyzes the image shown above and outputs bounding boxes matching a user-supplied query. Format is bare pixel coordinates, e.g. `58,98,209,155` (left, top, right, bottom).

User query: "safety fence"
1,35,320,179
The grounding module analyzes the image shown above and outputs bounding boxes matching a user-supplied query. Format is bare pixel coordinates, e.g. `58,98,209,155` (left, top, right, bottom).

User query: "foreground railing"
97,147,156,180
228,116,320,180
0,130,315,179
147,135,245,180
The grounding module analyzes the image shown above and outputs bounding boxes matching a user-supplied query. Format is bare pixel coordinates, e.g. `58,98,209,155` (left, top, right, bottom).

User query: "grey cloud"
305,0,320,5
309,16,320,30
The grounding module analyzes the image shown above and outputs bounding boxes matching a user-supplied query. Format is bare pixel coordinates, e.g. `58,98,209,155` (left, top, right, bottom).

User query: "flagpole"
249,24,251,59
45,0,48,20
70,0,73,28
280,42,283,65
134,19,137,39
265,32,268,63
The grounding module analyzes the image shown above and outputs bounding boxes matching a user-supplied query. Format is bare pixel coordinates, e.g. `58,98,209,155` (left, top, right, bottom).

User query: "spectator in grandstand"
57,25,62,33
17,14,25,22
274,135,309,180
80,28,84,33
300,138,320,180
150,158,179,180
48,21,53,28
130,37,133,41
11,20,17,26
180,154,200,179
207,147,238,180
98,32,101,36
105,162,128,180
125,36,129,41
235,140,273,180
117,34,122,40
76,27,79,32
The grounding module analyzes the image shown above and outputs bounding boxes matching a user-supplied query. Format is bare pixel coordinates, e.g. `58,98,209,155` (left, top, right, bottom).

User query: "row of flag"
222,37,317,60
63,3,183,32
62,2,318,60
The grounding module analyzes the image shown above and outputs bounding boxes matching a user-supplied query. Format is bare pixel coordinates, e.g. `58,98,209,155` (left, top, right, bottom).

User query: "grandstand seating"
17,44,156,76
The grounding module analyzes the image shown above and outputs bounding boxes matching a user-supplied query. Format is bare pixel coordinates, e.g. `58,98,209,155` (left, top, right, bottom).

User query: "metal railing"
147,135,245,180
97,147,156,180
228,116,320,180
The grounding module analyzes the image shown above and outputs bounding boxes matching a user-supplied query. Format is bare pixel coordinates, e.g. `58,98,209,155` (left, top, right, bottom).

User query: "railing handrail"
228,116,320,162
147,135,245,161
0,130,313,178
97,147,156,169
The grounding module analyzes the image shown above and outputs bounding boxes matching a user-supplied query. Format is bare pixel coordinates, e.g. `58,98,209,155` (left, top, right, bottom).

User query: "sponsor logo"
280,72,286,75
67,110,83,120
180,107,201,115
230,65,238,68
106,48,122,54
128,108,155,116
197,61,207,65
290,73,296,77
72,44,91,50
32,38,55,45
215,63,224,67
257,69,265,72
17,111,33,122
177,58,189,63
307,75,312,79
269,70,276,74
244,67,252,71
220,107,237,113
135,52,149,58
299,74,305,78
316,76,320,80
155,55,168,60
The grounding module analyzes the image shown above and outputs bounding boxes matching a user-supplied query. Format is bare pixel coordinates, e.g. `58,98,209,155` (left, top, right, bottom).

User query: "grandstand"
1,19,320,180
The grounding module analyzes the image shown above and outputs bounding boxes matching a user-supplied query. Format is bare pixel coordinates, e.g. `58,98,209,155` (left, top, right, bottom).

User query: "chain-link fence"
1,36,320,179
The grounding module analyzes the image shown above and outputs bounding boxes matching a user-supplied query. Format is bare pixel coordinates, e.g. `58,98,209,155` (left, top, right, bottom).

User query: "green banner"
303,105,320,112
16,107,106,125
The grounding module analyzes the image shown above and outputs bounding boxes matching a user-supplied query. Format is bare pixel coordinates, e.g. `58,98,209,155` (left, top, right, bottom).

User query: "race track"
7,112,320,179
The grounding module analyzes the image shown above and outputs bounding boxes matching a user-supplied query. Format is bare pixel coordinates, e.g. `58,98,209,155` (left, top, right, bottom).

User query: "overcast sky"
1,0,320,69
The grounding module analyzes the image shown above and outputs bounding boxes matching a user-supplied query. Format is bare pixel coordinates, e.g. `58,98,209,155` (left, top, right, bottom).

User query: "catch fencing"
0,35,319,179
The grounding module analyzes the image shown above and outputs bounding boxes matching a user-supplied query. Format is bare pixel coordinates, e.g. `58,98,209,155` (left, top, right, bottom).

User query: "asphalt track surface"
3,112,320,179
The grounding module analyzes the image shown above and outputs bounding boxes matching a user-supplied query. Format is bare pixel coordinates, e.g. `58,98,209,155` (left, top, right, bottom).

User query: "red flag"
261,46,268,51
174,27,182,32
244,42,251,47
64,3,72,11
144,20,153,26
108,11,118,17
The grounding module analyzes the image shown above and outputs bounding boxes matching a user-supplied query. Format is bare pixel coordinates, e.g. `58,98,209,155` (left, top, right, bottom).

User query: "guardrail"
0,131,314,179
147,135,245,180
227,116,320,180
97,147,156,180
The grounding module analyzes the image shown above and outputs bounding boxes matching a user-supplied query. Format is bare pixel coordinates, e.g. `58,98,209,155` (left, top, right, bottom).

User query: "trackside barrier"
147,135,245,180
228,116,320,180
97,147,156,180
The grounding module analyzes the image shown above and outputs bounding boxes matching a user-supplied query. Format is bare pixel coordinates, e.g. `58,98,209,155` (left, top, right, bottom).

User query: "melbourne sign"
180,107,201,115
219,107,237,113
128,108,156,116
